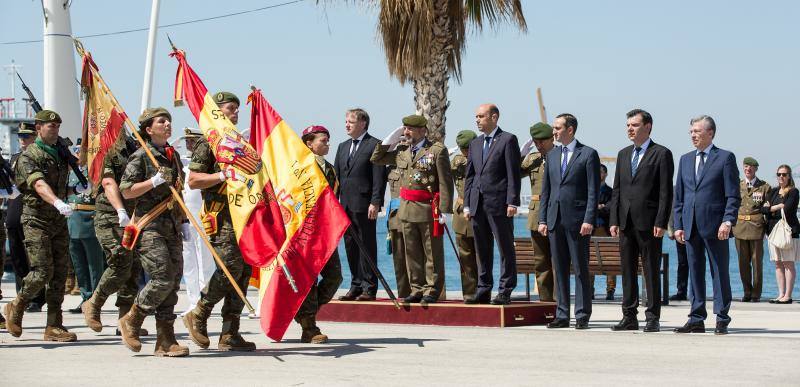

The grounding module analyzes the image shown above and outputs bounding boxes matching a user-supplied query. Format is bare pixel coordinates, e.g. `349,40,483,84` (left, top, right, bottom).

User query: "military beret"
34,109,62,123
530,122,553,139
302,125,330,139
137,107,172,126
402,114,427,128
18,122,36,135
214,91,240,106
184,127,203,138
456,130,477,148
743,157,759,167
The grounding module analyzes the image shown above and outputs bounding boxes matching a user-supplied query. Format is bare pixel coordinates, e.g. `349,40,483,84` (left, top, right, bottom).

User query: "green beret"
743,157,759,167
184,127,203,138
530,122,553,139
34,109,61,123
402,114,427,128
456,130,477,148
138,107,172,127
214,91,240,106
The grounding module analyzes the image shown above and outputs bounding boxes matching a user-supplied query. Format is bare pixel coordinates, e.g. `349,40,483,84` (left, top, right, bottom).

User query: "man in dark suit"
673,115,740,335
538,113,600,329
334,108,385,301
463,104,521,305
609,109,674,333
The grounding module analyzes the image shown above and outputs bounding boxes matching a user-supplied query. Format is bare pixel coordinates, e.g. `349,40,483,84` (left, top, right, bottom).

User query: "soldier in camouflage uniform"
4,109,85,342
520,122,556,302
292,125,344,343
182,92,256,352
733,157,770,302
118,107,189,357
81,137,148,336
451,130,479,302
371,114,453,304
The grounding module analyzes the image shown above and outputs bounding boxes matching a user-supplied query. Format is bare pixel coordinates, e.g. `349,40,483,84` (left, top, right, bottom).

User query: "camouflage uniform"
521,151,555,302
451,152,478,299
386,165,411,298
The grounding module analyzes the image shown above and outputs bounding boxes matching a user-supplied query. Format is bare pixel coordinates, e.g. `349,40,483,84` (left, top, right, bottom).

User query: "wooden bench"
514,236,670,305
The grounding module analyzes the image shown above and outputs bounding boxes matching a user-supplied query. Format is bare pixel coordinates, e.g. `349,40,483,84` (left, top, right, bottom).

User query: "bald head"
475,104,500,134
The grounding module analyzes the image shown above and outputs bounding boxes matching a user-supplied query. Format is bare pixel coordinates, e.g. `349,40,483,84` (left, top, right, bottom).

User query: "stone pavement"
1,281,799,386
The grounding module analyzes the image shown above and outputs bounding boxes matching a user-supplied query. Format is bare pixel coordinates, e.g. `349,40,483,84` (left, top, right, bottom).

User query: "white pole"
43,0,81,142
140,0,161,113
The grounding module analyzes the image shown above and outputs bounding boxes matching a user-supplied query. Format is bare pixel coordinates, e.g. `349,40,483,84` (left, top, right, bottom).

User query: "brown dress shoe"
154,320,190,357
44,326,78,342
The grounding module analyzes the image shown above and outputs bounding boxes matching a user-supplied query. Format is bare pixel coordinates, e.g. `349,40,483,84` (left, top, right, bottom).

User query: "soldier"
451,130,479,302
386,164,412,299
81,135,148,337
4,109,86,342
733,157,770,302
520,122,556,302
118,107,190,357
182,92,256,352
371,114,453,304
293,125,343,343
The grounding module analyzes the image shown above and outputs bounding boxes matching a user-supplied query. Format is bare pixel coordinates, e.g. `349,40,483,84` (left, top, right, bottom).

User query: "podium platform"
317,299,557,328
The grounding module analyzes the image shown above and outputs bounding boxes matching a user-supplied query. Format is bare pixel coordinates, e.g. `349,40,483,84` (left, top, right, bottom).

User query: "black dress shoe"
547,319,569,328
775,299,793,304
768,298,778,304
741,296,751,302
605,290,615,301
490,294,511,305
463,297,478,304
643,320,660,332
714,322,729,335
750,297,761,303
673,321,705,333
669,294,687,301
338,289,362,301
420,295,437,305
355,294,376,301
610,317,639,331
575,319,590,330
403,294,423,303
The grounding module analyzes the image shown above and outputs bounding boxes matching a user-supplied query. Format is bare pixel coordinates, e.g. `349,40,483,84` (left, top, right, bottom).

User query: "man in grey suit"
538,113,600,329
673,115,740,335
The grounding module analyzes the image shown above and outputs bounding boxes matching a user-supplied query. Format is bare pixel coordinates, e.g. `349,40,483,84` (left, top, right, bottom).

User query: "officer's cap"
184,127,203,139
18,122,36,135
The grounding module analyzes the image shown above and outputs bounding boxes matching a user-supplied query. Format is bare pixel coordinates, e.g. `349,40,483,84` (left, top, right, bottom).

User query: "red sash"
399,188,443,237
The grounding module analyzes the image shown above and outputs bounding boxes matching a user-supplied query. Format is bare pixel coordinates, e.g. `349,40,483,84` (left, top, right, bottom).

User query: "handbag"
768,208,793,249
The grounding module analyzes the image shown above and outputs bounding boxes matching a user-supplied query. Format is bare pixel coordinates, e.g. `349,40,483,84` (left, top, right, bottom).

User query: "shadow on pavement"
189,337,447,359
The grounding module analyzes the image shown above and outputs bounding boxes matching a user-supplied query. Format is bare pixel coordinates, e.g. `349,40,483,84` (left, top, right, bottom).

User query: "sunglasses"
777,173,789,177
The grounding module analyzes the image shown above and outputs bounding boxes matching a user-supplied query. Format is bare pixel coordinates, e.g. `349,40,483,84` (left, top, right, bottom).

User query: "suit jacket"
334,133,386,212
610,141,674,232
539,140,601,232
463,128,522,216
673,145,741,240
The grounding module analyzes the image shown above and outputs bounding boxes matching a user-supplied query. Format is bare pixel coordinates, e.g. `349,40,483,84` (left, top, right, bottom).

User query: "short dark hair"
600,164,607,173
626,109,653,126
488,105,500,117
347,108,370,130
556,113,578,133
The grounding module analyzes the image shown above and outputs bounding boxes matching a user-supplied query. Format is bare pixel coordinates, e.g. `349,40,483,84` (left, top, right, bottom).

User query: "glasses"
777,173,789,177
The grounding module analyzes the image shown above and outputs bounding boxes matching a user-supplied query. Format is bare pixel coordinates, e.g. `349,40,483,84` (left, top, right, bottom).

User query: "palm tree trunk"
413,0,451,143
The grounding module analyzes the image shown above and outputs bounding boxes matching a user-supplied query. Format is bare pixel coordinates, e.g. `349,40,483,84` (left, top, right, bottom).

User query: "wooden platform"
317,299,556,328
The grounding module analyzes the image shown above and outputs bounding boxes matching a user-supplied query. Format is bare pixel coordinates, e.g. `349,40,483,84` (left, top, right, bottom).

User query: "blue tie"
560,146,569,177
696,151,706,180
631,146,642,176
482,136,492,159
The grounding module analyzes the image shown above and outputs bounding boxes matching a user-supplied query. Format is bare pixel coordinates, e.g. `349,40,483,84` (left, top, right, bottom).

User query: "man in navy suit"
673,115,740,335
538,113,600,329
463,104,522,305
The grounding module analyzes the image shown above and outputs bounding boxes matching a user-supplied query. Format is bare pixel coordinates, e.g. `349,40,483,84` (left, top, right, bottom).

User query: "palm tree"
323,1,527,141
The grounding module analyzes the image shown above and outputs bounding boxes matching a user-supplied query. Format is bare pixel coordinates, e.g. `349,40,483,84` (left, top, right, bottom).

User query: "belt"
531,194,540,201
399,188,443,237
74,204,96,211
738,214,757,221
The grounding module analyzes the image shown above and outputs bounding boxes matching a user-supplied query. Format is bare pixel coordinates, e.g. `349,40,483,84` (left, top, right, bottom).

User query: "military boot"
182,303,212,349
81,293,103,332
44,311,77,342
299,316,328,344
218,315,256,352
117,304,149,336
154,320,190,357
4,297,27,337
118,304,147,352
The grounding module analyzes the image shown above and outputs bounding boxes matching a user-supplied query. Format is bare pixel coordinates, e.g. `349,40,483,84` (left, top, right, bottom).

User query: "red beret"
302,125,329,138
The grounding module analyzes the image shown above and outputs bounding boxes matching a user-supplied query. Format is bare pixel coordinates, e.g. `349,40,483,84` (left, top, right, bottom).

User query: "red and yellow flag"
248,88,350,341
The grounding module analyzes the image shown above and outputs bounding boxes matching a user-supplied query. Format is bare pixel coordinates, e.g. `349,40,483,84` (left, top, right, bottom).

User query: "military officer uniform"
520,123,555,302
386,164,411,298
733,157,770,302
371,115,453,303
67,168,105,306
451,130,479,301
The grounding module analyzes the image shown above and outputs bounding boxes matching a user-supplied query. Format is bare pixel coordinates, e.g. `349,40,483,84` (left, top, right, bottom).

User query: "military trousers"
295,250,343,320
135,227,183,321
401,220,445,299
529,230,555,302
94,213,142,308
18,214,70,326
455,232,478,300
735,238,764,299
389,226,411,298
198,216,251,318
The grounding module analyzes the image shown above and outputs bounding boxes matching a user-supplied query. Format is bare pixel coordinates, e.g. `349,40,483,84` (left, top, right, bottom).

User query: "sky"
1,0,799,189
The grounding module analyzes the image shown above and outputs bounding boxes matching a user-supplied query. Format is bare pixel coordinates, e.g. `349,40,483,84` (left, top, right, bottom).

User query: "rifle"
17,71,88,188
0,148,14,194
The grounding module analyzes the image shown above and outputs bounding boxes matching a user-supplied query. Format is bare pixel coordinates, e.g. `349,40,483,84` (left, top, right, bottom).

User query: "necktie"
696,151,706,180
412,147,418,159
482,136,492,159
631,146,642,176
561,146,569,177
347,139,360,167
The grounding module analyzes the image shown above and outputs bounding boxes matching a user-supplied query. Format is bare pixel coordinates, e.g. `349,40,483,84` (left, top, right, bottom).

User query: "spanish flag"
249,88,350,341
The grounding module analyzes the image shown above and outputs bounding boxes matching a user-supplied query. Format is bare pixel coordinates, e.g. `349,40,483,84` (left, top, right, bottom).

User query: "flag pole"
74,38,255,314
536,87,547,123
347,228,401,309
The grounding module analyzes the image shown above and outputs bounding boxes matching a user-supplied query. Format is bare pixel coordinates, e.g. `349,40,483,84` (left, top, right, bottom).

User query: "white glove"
520,138,534,156
438,214,449,224
117,208,131,227
150,171,166,188
74,183,89,194
181,222,193,242
1,186,20,199
382,126,405,146
54,199,73,216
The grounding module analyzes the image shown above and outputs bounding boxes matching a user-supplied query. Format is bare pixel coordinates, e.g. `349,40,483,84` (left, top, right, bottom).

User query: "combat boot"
154,320,189,357
44,312,77,342
117,304,149,336
4,297,27,337
118,304,147,352
299,316,328,344
81,294,103,332
182,303,212,349
218,315,256,351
